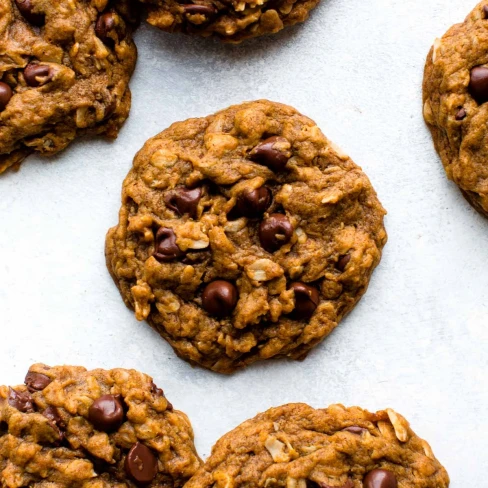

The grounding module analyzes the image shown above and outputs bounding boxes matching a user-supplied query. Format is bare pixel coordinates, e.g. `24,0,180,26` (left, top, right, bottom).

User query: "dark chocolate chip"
15,0,44,26
0,82,12,112
342,425,367,435
483,5,488,18
164,187,202,219
0,421,7,435
125,442,158,485
151,382,173,410
289,282,320,320
88,394,125,433
250,136,290,171
469,66,488,104
363,469,398,488
25,371,51,392
42,405,65,441
236,186,272,218
455,108,467,120
182,4,217,15
24,64,53,87
95,12,117,46
258,213,293,252
336,253,351,272
8,387,34,413
154,227,184,262
201,280,238,317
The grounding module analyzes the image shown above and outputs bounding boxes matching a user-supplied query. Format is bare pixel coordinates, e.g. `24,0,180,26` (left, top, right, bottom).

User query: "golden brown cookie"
0,364,201,487
105,100,387,374
0,0,138,174
140,0,319,43
186,403,449,488
423,1,488,217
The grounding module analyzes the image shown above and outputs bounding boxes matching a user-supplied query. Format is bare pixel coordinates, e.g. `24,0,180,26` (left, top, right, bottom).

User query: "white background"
1,0,487,485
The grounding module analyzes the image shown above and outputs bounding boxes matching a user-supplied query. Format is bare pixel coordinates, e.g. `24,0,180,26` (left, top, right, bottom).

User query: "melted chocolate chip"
8,387,34,413
0,82,12,111
15,0,44,25
88,394,125,433
455,107,467,120
24,64,53,87
201,280,238,317
250,136,290,171
154,227,184,262
363,469,398,488
259,213,293,252
483,5,488,18
43,405,65,440
125,442,159,485
151,382,173,411
25,371,52,392
236,186,272,218
469,66,488,104
165,187,202,218
289,282,320,320
342,425,367,435
95,12,117,46
336,253,351,272
182,4,217,15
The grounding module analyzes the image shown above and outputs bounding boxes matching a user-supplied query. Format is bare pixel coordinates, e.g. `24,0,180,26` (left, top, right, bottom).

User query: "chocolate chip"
455,108,467,120
250,136,290,171
125,442,158,485
95,13,117,46
236,186,272,218
336,253,351,272
289,282,320,320
202,280,238,317
25,371,51,392
24,64,53,87
165,187,202,218
363,469,398,488
8,387,34,413
469,66,488,104
259,213,293,252
43,405,65,441
182,4,217,15
151,382,173,410
342,425,367,435
0,82,12,112
88,394,125,433
15,0,44,26
483,5,488,18
153,227,184,262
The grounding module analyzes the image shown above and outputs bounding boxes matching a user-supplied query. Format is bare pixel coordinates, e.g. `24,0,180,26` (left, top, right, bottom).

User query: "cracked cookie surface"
423,0,488,217
0,364,201,487
105,100,387,374
0,0,138,174
185,403,449,488
140,0,319,43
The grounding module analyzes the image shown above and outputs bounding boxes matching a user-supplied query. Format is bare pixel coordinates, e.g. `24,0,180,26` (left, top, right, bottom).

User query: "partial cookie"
106,100,387,373
0,364,201,487
0,0,138,174
423,1,488,217
186,403,450,488
140,0,319,43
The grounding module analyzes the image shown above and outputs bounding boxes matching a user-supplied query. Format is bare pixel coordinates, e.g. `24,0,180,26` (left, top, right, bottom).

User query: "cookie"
140,0,319,43
105,100,387,374
0,364,201,487
423,1,488,217
0,0,138,175
185,403,450,488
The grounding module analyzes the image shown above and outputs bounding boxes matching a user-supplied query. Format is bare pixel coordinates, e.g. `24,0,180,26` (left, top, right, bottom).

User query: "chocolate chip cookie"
185,403,449,488
423,1,488,217
140,0,319,43
0,0,138,175
105,100,387,374
0,364,201,487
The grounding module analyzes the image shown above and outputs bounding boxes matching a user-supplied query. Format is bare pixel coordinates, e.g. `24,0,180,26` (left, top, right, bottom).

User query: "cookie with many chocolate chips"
0,364,201,487
139,0,319,43
423,1,488,217
105,100,387,373
0,0,138,175
185,403,450,488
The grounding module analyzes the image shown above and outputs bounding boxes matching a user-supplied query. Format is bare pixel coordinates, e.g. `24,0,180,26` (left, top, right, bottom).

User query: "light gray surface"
1,0,487,485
